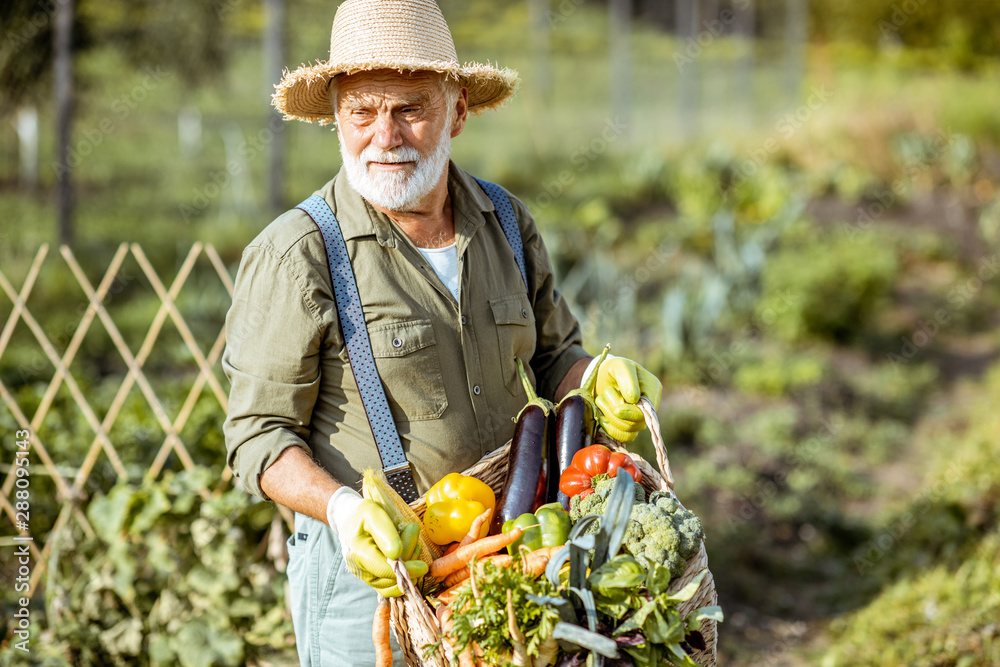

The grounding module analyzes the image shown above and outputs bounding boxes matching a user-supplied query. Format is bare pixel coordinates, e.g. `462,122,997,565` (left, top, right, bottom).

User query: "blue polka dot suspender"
474,178,528,289
295,179,526,502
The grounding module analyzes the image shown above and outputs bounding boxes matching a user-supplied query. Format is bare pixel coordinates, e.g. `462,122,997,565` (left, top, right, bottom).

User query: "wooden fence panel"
0,243,292,592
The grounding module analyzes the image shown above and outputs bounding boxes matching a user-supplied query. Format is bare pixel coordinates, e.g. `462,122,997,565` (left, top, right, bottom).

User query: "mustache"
360,145,421,165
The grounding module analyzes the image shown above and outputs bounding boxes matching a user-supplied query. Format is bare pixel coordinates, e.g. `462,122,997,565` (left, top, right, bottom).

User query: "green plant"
757,228,900,343
5,467,292,667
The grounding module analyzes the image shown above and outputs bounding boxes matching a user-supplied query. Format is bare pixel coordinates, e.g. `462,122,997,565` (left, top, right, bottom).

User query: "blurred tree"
609,0,633,137
1,1,70,111
55,0,74,245
77,0,229,87
2,0,234,245
810,0,1000,64
675,0,699,137
1,0,231,110
263,0,285,214
734,0,756,126
528,0,551,102
784,0,807,105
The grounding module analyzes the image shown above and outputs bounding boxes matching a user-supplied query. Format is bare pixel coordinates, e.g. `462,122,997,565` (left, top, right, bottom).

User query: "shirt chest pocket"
369,319,448,421
490,294,538,397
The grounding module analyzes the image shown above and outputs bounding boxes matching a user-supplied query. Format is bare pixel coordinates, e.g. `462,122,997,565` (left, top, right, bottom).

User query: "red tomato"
570,444,612,477
607,452,641,484
558,445,642,497
559,467,593,497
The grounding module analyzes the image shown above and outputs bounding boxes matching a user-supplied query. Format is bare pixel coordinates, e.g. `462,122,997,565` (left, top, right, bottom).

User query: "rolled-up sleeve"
222,242,326,499
510,196,591,400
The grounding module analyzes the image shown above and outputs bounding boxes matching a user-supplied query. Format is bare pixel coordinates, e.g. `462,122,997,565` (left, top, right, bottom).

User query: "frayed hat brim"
272,60,519,125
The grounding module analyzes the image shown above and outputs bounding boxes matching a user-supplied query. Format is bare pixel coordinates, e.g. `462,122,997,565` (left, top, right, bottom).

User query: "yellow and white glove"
584,354,663,443
326,487,427,597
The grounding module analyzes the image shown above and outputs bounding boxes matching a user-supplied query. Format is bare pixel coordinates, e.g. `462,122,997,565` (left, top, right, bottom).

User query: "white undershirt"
418,243,460,301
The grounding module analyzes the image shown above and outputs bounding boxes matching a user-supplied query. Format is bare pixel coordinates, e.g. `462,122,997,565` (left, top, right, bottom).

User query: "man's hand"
591,356,663,443
326,488,428,596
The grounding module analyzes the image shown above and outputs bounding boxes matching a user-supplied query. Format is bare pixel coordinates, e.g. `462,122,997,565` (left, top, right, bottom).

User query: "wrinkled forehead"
333,69,446,109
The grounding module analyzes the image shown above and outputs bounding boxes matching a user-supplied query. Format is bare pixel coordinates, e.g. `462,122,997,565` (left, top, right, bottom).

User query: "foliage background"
2,0,1000,665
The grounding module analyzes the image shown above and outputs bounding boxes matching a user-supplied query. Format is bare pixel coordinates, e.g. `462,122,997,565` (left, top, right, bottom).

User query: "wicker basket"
390,398,719,666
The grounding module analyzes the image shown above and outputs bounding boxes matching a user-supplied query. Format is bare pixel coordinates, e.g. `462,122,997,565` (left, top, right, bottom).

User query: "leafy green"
539,475,721,665
444,560,562,664
551,622,619,659
22,468,291,667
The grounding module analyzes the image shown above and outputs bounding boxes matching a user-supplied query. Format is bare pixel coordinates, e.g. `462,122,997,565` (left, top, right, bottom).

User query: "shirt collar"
319,160,495,247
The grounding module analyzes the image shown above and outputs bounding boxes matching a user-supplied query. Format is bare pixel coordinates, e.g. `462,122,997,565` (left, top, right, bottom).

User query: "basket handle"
639,397,674,490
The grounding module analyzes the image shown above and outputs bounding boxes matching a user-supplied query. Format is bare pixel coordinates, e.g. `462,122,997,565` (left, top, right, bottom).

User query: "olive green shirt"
223,162,589,499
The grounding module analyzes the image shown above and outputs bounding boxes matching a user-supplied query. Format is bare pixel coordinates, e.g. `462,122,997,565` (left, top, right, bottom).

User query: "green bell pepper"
501,502,571,556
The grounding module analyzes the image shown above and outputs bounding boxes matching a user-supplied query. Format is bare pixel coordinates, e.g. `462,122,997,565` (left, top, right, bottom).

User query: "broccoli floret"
623,516,645,546
624,502,682,576
569,492,582,519
568,479,645,522
621,493,704,579
649,490,680,514
569,489,609,522
568,481,704,581
633,483,647,504
674,508,704,557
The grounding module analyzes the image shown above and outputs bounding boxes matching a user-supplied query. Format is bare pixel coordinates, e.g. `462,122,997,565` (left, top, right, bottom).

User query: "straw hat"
272,0,519,124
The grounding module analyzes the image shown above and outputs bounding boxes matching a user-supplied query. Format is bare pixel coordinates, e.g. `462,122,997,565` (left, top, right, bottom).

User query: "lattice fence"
0,242,292,593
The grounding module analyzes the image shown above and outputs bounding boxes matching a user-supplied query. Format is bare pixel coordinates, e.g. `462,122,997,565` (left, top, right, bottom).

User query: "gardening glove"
326,487,428,597
587,355,662,443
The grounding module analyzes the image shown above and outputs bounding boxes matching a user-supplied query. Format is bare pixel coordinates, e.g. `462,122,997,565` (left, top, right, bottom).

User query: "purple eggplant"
548,346,609,509
490,358,554,535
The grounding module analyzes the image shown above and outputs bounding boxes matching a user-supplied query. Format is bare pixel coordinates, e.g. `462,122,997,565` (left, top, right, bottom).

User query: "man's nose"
372,113,402,150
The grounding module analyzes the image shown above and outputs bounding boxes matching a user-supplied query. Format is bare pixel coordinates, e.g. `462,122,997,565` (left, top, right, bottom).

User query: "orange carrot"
443,554,514,588
429,527,524,578
373,597,392,667
439,606,476,667
521,545,561,576
443,542,460,555
443,568,467,588
441,544,561,591
437,556,513,605
436,583,463,606
459,508,492,547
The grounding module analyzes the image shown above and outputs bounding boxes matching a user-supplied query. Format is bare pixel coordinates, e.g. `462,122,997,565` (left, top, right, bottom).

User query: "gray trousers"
286,512,406,666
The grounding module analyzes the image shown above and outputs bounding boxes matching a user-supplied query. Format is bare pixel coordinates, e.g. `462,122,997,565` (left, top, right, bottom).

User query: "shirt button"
521,309,528,318
473,385,481,395
392,338,402,348
460,315,467,325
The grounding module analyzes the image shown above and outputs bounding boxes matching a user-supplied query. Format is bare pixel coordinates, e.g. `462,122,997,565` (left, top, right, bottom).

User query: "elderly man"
222,0,661,664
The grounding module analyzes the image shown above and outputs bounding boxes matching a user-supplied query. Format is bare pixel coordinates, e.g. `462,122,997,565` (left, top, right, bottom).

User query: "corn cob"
362,468,442,577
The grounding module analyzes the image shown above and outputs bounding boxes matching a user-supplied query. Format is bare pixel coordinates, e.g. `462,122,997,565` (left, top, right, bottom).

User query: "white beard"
339,121,452,212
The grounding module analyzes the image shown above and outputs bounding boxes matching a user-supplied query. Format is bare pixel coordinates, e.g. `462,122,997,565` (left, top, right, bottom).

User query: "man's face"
334,70,467,212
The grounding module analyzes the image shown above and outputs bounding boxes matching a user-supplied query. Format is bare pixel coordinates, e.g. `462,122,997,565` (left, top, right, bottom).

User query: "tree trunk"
264,0,286,215
609,0,632,138
54,0,74,246
529,0,551,102
734,0,756,126
784,0,808,106
676,0,700,138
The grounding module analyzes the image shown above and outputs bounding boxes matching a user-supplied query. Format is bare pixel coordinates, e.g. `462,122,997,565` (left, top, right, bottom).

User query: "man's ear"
451,87,469,139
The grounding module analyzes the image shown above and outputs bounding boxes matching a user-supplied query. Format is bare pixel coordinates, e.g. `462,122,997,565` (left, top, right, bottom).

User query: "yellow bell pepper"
422,473,496,545
423,499,487,545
